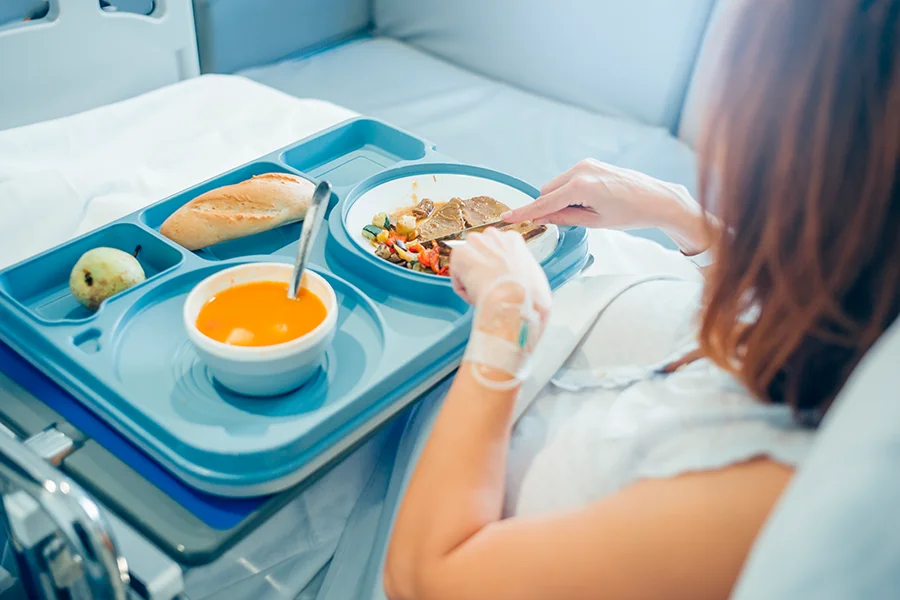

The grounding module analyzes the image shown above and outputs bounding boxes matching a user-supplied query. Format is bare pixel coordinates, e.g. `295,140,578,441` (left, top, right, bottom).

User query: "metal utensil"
426,219,510,246
289,181,331,298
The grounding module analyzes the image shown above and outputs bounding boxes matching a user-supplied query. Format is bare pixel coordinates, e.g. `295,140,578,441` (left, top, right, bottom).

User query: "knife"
424,219,511,245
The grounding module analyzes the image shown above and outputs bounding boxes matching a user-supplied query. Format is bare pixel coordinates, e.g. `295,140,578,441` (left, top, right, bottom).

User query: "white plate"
345,173,559,272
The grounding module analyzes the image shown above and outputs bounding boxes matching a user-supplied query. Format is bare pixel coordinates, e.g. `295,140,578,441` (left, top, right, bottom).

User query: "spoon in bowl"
289,180,332,298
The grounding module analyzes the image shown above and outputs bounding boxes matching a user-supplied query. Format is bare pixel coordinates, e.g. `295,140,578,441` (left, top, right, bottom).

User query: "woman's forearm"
384,363,518,598
385,298,526,599
384,231,550,599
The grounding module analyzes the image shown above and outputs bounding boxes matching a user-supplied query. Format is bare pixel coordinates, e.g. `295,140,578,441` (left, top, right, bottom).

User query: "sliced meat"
500,221,548,242
460,196,510,227
412,198,435,219
418,199,466,241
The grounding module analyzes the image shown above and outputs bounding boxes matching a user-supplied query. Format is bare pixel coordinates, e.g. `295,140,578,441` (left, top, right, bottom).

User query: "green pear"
69,247,146,311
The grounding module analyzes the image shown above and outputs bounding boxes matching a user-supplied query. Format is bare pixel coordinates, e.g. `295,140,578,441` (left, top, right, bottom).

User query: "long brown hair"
697,0,900,424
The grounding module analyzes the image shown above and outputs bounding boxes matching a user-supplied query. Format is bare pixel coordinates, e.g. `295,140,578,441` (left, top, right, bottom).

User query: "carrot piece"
420,247,440,269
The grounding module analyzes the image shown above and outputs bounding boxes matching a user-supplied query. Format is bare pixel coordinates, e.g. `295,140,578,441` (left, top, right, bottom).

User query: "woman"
384,1,900,599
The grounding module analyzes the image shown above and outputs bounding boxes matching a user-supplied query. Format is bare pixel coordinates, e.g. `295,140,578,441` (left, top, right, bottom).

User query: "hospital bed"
1,1,898,599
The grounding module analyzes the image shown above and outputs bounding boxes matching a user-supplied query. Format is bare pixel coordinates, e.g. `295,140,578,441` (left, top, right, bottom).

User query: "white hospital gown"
504,278,814,517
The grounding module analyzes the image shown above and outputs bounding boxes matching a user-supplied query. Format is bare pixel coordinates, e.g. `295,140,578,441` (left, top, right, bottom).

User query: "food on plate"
361,196,547,276
394,215,417,236
160,173,315,251
416,199,466,242
69,247,146,311
194,280,327,347
412,199,435,219
459,196,508,230
496,220,550,242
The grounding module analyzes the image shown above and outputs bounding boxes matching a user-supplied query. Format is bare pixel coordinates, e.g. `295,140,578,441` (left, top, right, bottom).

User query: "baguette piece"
159,173,315,250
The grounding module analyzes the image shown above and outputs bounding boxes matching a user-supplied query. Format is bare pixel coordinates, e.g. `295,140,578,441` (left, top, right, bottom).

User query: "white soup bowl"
183,262,337,397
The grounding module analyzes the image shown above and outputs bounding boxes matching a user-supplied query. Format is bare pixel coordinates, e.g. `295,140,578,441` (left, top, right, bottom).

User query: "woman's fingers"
539,158,603,196
535,206,600,227
450,247,473,303
539,167,575,196
501,184,574,223
451,276,471,303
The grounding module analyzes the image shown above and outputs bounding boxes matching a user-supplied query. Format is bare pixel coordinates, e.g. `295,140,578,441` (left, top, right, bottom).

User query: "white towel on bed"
0,74,356,269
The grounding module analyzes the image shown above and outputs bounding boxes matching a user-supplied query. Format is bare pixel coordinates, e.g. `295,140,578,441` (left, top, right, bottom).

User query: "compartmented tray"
0,118,589,502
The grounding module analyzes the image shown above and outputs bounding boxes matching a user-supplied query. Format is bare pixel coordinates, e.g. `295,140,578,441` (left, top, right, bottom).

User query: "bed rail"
0,0,199,130
0,425,129,599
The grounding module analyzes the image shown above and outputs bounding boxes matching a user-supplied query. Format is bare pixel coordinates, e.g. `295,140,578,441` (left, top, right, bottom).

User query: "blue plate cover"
0,117,590,499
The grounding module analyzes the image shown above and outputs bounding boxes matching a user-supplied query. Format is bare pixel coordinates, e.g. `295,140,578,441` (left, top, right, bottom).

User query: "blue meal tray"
0,117,590,500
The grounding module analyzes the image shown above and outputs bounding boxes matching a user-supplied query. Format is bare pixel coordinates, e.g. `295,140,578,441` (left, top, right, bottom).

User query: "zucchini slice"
362,224,382,240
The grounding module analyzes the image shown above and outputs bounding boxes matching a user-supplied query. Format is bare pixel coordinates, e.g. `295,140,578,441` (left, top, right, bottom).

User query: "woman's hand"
501,159,713,255
450,228,551,320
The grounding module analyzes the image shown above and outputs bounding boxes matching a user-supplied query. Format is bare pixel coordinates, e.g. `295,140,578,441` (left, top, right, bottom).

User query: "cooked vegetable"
419,243,440,271
396,246,417,262
373,213,390,229
362,224,383,241
388,231,407,245
368,198,535,276
395,215,417,236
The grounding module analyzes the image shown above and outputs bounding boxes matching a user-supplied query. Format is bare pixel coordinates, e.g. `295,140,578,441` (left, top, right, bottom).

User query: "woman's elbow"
382,560,406,600
383,544,418,600
385,553,449,600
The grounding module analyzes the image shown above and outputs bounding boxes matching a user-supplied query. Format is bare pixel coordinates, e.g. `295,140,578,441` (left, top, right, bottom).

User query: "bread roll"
159,173,314,250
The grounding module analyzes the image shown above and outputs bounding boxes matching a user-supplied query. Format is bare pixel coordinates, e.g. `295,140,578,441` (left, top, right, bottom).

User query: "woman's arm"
385,229,549,598
502,160,719,273
383,358,521,600
385,240,533,596
386,426,793,600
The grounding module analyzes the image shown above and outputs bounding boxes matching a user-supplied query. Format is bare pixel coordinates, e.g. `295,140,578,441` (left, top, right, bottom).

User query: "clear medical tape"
462,275,544,391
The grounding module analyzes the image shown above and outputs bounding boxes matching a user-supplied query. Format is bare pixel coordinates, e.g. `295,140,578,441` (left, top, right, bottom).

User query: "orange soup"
196,281,328,347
